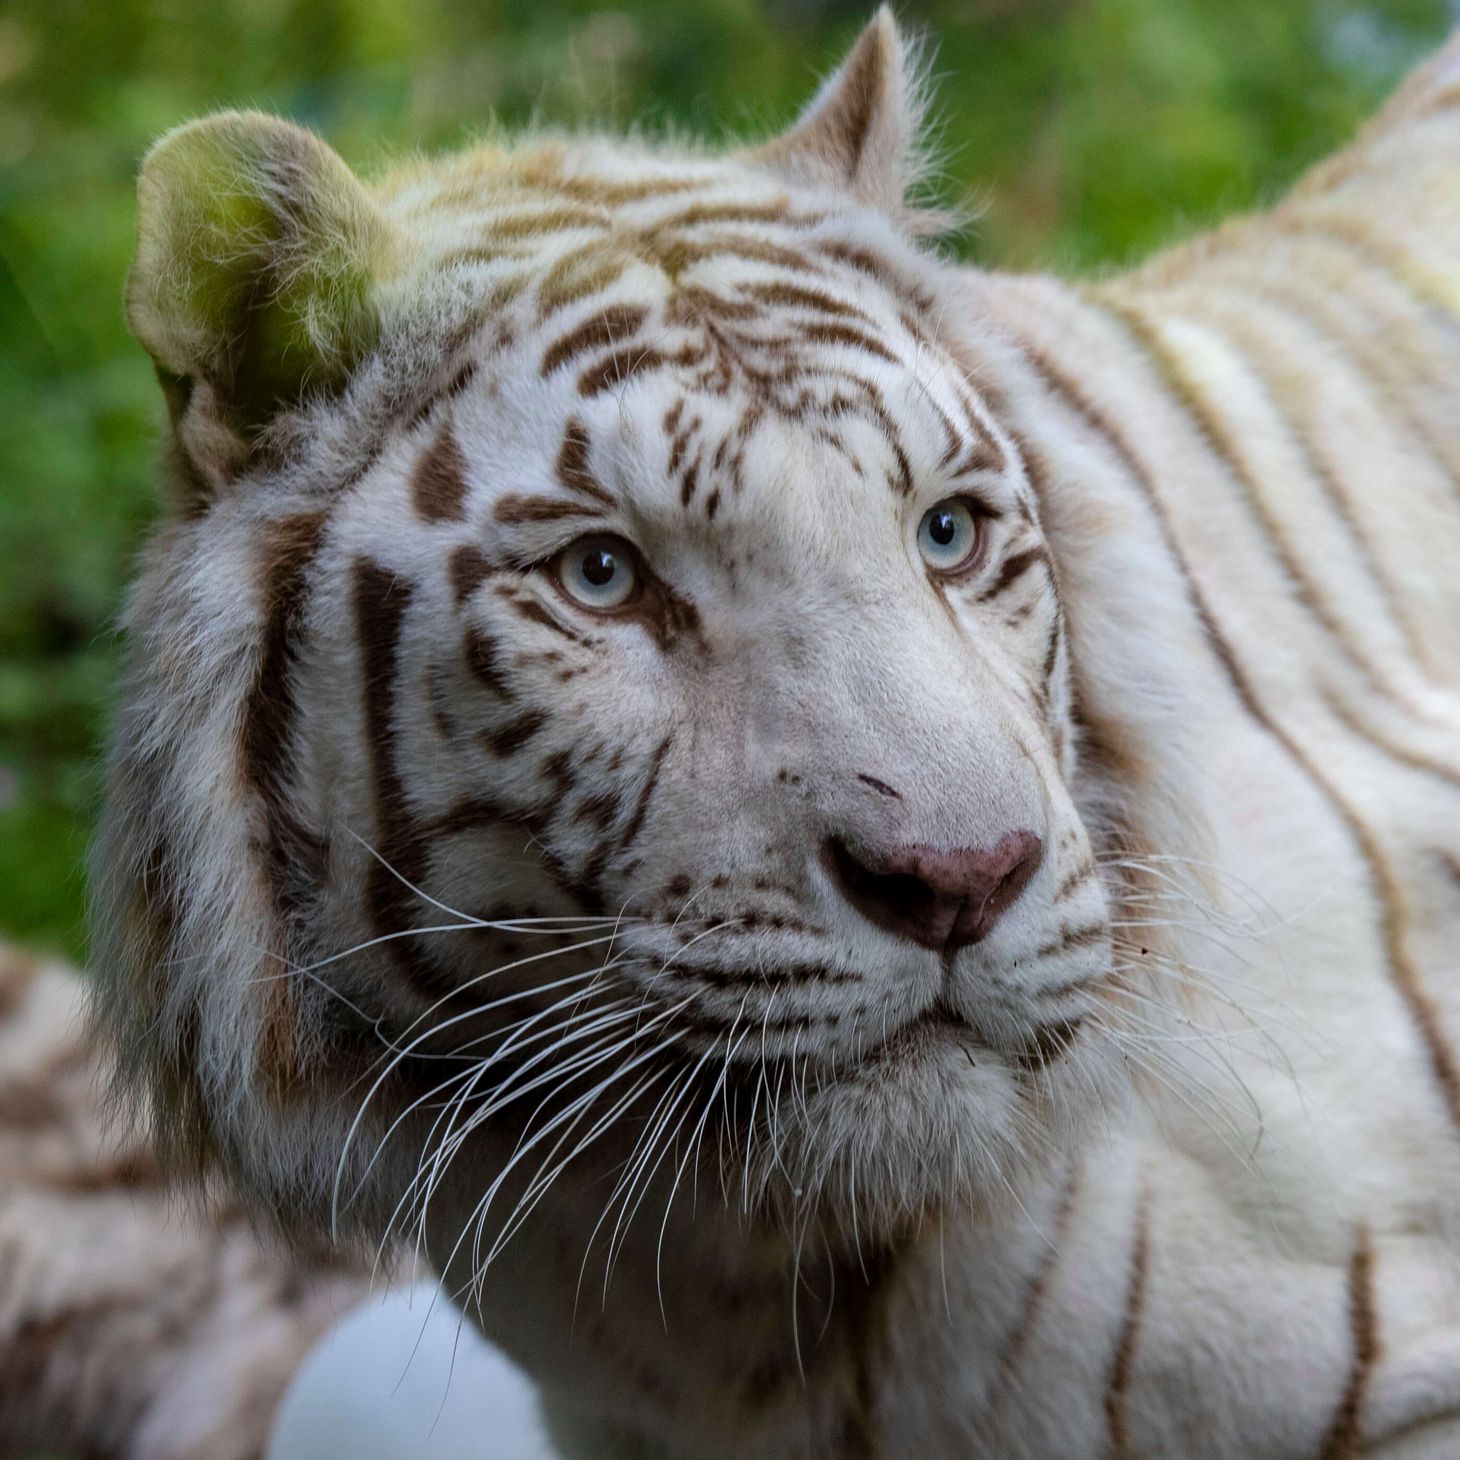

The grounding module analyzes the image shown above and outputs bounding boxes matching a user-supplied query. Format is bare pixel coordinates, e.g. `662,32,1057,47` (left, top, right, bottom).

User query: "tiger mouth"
838,1003,1085,1077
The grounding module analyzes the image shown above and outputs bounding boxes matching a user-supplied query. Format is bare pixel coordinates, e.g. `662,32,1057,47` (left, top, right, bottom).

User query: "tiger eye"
917,498,980,573
555,535,640,610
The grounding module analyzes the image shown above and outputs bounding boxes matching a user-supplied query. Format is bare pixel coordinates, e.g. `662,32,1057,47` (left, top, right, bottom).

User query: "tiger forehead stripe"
493,493,606,526
410,424,469,523
579,341,708,398
556,418,615,505
742,280,872,321
541,303,651,377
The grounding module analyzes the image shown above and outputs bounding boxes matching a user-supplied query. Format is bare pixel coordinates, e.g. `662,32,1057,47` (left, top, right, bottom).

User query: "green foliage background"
0,0,1452,962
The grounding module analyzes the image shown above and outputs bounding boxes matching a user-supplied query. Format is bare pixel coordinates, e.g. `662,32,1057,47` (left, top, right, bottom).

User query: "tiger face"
96,10,1124,1251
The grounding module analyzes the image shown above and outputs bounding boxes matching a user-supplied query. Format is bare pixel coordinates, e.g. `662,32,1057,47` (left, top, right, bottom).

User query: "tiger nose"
822,831,1044,953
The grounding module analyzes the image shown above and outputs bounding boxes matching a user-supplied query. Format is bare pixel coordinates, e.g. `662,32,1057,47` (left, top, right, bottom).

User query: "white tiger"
85,9,1460,1457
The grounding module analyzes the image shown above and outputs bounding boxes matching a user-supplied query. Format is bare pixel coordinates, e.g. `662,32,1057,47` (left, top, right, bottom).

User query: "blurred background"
0,0,1454,964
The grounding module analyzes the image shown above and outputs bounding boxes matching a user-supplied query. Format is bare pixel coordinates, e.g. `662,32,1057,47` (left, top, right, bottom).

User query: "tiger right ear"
126,111,397,489
749,7,929,227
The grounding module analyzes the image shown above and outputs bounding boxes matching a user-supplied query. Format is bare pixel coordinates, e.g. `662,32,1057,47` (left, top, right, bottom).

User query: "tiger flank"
90,9,1460,1457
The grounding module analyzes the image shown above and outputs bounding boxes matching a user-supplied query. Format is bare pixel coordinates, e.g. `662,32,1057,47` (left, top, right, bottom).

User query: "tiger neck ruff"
92,11,1460,1457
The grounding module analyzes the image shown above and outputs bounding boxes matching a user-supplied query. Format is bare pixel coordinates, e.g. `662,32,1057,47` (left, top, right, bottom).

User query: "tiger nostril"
821,831,1044,954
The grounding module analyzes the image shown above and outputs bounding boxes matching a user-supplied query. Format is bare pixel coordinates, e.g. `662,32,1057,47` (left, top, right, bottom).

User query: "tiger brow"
492,493,612,527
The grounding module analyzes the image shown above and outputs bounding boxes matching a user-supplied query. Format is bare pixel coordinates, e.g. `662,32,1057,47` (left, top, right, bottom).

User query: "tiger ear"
751,7,928,223
126,111,395,475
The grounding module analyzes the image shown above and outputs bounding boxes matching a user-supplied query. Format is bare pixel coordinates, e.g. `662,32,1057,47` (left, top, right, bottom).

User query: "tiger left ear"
750,7,926,223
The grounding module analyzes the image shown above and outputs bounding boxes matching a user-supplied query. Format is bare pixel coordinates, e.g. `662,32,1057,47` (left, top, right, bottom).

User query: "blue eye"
556,535,639,610
917,499,980,573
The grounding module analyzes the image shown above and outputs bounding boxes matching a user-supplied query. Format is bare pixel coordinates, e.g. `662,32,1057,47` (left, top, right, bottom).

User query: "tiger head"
93,10,1201,1258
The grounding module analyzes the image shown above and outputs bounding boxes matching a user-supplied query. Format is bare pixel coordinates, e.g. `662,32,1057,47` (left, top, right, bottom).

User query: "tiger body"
87,13,1460,1459
0,944,364,1458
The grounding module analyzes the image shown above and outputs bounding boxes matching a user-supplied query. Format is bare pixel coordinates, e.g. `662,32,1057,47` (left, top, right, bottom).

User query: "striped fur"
90,11,1460,1458
0,944,365,1458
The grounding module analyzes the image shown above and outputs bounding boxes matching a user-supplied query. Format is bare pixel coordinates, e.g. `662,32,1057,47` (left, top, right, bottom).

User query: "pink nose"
822,831,1044,953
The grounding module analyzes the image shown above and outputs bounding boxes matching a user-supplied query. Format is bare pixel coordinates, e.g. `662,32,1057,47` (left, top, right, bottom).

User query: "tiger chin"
92,8,1460,1460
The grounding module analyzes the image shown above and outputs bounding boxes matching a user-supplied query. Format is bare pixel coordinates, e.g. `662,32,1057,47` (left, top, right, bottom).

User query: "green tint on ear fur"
126,111,394,440
751,7,935,232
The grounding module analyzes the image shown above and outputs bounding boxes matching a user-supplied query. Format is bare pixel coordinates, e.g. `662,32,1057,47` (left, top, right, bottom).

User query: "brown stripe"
411,425,470,523
448,544,493,607
976,546,1049,603
972,1159,1083,1446
483,205,609,241
1193,306,1436,675
353,559,443,999
464,626,512,699
1053,860,1097,904
541,304,650,377
511,167,703,206
652,200,797,231
481,708,548,757
1320,685,1460,793
241,512,329,924
1020,332,1460,1137
578,342,705,398
536,252,633,321
651,233,818,281
669,961,859,991
1317,1230,1378,1460
798,321,900,365
1011,1015,1085,1071
505,593,595,646
1097,297,1424,709
492,493,605,526
616,734,673,857
679,455,700,507
743,280,867,321
556,418,615,505
1034,923,1107,959
1104,1181,1152,1460
1039,612,1064,708
1201,263,1460,500
826,383,913,496
827,242,937,317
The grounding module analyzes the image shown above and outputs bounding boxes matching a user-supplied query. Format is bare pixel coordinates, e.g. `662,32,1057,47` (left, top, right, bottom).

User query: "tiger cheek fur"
91,7,1460,1459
